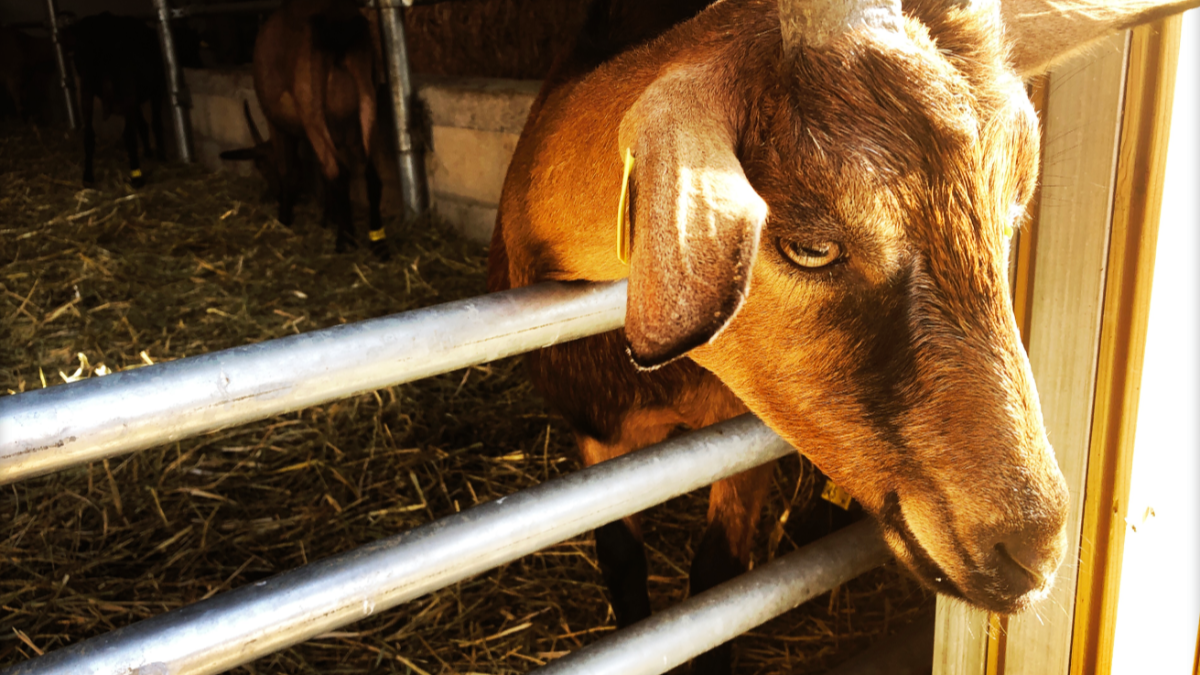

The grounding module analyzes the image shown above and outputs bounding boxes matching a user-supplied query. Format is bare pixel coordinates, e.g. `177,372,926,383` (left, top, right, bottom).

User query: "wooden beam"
1001,31,1129,675
1069,16,1183,675
934,597,989,675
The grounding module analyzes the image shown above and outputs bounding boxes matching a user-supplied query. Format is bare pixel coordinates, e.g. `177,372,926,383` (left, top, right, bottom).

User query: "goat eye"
779,239,843,269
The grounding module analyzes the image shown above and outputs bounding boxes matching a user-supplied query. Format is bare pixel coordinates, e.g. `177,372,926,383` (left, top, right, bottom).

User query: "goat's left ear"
1003,0,1199,77
618,67,768,369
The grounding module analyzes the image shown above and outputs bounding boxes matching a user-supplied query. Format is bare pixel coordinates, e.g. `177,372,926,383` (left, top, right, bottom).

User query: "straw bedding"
0,123,932,674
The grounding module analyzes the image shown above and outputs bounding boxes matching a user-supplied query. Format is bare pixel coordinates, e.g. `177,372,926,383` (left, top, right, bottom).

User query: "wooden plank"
934,597,990,675
1070,17,1183,675
1194,619,1200,675
1001,31,1130,675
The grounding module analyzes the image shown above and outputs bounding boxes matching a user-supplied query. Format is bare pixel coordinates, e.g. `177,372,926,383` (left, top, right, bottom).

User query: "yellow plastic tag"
130,169,143,178
1004,223,1014,239
616,148,634,265
820,479,853,510
368,228,387,242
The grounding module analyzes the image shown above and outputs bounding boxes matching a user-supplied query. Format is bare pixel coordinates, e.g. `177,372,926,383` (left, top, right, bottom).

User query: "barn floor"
0,122,933,675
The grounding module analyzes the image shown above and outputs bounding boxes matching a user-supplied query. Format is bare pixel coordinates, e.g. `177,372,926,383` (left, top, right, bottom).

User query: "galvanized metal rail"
167,0,460,17
378,0,428,218
0,280,626,486
153,0,195,163
42,0,77,130
0,415,802,675
533,520,891,675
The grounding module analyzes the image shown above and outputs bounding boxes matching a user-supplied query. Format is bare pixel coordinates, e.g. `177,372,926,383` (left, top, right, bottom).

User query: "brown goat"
249,0,389,260
489,0,1198,671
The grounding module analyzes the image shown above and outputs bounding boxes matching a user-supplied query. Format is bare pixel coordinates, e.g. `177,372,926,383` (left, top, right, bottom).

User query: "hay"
0,123,932,674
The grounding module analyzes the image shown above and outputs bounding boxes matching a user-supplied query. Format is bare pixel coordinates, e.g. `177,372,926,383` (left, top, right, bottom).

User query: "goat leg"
326,167,356,253
688,462,774,675
271,126,300,227
365,159,389,261
121,110,145,188
150,93,166,161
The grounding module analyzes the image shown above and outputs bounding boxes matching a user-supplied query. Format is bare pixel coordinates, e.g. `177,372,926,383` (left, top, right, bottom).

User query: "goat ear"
618,68,767,369
219,147,259,161
1003,0,1199,77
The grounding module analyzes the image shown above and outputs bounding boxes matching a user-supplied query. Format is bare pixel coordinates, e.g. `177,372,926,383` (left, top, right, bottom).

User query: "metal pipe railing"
0,415,796,675
168,0,282,18
43,0,77,129
534,520,891,675
378,0,429,218
0,280,626,486
164,0,454,18
152,0,194,162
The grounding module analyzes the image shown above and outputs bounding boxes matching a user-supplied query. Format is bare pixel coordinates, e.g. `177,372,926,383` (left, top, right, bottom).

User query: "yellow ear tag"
1004,223,1014,239
820,479,853,511
368,228,387,242
616,148,635,265
130,169,143,178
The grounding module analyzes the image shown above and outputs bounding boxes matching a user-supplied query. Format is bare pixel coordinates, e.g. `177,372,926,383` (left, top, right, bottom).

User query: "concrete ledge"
417,77,541,135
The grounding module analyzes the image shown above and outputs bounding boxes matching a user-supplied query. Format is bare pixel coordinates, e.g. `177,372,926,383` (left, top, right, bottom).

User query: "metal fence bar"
43,0,77,129
0,415,795,675
152,0,195,162
0,280,626,486
163,2,458,21
168,0,282,18
379,0,429,218
534,520,891,675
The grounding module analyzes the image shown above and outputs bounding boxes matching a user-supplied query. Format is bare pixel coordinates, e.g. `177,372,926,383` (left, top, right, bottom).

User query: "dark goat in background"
63,13,167,188
0,25,57,122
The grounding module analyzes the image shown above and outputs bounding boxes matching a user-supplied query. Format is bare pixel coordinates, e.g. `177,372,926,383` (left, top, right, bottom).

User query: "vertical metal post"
43,0,77,129
379,0,428,219
151,0,194,162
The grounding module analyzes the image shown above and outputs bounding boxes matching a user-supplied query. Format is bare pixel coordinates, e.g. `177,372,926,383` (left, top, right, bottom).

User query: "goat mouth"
877,492,964,599
876,492,1048,614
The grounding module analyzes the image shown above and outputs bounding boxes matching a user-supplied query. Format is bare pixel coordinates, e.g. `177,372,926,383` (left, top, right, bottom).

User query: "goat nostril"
995,541,1045,593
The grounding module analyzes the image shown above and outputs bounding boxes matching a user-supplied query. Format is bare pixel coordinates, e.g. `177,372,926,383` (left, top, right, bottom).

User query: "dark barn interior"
0,1,936,673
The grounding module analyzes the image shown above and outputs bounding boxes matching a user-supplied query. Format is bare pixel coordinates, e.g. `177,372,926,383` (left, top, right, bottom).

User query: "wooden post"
934,30,1131,675
1068,17,1183,675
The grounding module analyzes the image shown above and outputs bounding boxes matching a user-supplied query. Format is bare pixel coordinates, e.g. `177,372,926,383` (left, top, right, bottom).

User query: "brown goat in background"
246,0,389,260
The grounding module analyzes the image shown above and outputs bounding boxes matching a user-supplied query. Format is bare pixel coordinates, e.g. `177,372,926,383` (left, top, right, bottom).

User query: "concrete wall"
418,77,539,242
183,67,540,243
186,67,262,180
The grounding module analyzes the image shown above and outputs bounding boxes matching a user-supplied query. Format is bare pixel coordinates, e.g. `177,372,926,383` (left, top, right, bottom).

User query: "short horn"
779,0,903,53
242,100,264,147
